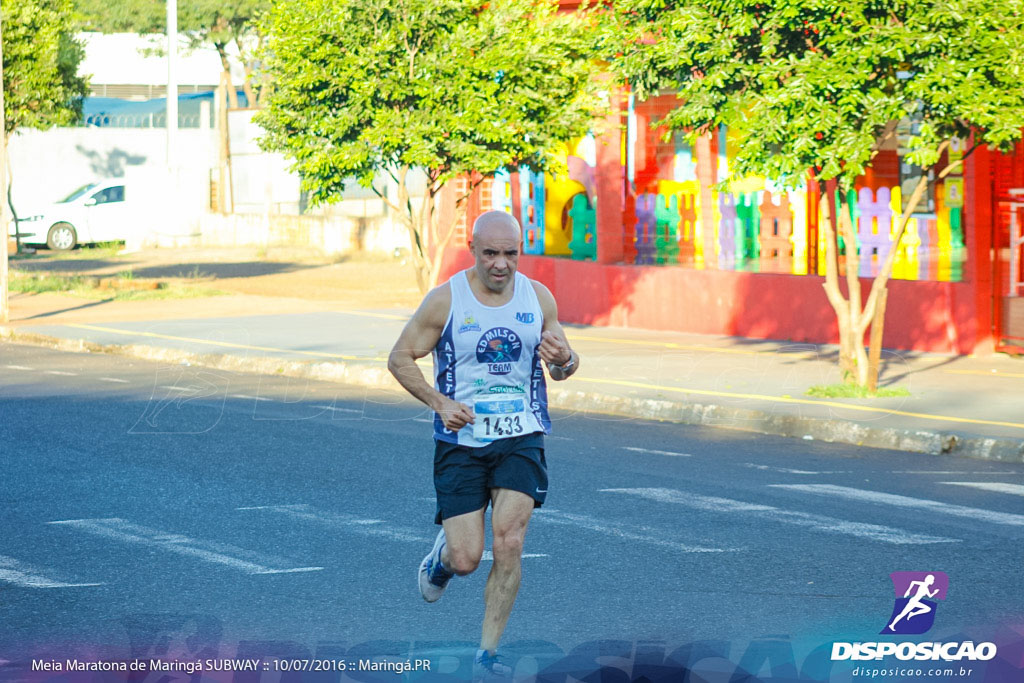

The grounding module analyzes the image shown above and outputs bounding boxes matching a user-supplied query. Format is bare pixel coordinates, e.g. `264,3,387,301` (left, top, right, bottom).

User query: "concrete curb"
3,327,1023,463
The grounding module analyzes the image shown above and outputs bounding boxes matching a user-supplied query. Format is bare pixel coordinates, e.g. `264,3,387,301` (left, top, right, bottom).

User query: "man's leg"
480,488,535,653
441,506,487,576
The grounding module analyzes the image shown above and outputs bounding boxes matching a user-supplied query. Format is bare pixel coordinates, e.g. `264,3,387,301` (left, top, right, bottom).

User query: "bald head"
472,210,522,241
469,210,522,294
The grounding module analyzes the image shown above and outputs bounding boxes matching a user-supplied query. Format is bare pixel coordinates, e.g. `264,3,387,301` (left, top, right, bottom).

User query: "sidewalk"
3,282,1022,462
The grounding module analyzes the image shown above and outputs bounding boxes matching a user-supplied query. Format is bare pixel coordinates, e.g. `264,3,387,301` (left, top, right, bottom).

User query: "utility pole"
0,12,9,324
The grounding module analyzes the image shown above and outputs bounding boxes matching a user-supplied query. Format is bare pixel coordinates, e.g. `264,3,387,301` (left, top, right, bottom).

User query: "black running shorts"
433,432,548,524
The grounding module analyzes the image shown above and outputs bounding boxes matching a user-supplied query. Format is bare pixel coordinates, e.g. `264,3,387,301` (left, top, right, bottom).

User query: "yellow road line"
328,309,409,321
944,369,1024,379
572,376,1024,431
65,323,390,363
58,324,1024,431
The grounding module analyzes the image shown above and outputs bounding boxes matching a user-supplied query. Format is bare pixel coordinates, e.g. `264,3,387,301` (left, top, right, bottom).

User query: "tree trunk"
233,37,257,108
215,43,239,109
861,141,959,388
7,151,20,251
393,167,430,293
216,77,233,214
254,32,269,108
379,169,476,294
425,192,467,291
835,192,870,385
240,65,257,108
819,140,970,390
819,178,855,381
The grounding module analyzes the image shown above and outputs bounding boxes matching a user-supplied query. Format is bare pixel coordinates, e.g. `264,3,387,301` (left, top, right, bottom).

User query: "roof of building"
79,32,246,87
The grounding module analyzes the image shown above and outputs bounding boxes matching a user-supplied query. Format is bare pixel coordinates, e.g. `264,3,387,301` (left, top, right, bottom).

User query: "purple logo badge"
880,571,949,635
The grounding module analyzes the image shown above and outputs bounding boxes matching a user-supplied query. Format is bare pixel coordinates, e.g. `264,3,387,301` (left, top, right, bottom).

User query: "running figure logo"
881,571,949,635
476,328,523,375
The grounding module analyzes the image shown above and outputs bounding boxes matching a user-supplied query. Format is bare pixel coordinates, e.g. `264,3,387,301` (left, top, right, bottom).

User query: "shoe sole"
417,528,448,603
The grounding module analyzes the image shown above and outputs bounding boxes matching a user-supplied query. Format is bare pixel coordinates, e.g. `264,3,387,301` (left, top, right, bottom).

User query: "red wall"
441,250,985,355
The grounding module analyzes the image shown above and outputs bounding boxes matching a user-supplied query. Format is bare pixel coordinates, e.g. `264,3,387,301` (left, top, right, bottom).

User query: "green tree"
4,0,87,135
75,0,163,33
256,0,605,292
185,0,269,108
3,0,87,239
2,0,87,316
611,0,1024,387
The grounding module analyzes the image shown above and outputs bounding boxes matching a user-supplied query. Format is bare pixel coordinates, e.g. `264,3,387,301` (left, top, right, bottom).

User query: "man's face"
470,224,521,294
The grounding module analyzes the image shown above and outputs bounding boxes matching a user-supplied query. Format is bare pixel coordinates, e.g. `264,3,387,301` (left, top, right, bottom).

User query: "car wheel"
46,222,77,251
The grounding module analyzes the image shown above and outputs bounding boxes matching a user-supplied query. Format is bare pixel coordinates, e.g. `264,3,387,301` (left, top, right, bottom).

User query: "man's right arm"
387,286,475,431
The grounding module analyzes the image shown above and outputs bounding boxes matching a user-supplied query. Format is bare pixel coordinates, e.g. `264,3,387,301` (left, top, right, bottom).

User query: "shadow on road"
130,262,318,279
12,258,125,274
11,259,323,280
21,297,116,321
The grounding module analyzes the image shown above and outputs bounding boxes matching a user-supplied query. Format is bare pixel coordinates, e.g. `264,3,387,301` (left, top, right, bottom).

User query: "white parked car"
8,179,133,250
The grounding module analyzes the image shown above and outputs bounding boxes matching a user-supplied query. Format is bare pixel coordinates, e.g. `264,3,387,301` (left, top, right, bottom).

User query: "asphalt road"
1,343,1022,681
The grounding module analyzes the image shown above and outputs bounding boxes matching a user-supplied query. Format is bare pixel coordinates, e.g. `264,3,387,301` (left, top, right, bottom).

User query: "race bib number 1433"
473,394,528,441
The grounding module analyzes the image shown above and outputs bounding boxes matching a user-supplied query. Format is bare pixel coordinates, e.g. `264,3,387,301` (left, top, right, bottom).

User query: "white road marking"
533,509,737,553
771,484,1024,527
312,405,362,414
941,482,1024,497
0,555,103,589
230,394,273,402
5,365,33,370
237,504,427,543
413,418,433,424
47,518,323,575
602,487,959,545
99,377,130,383
159,385,197,393
44,370,77,376
547,436,573,441
480,551,547,561
621,447,692,457
743,464,844,475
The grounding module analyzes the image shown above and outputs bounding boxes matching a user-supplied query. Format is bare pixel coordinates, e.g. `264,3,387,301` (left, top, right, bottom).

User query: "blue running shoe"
418,528,454,602
472,650,512,680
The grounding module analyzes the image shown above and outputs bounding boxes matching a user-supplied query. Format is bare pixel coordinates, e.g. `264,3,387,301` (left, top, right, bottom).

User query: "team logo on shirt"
458,311,481,333
476,327,523,375
515,312,535,324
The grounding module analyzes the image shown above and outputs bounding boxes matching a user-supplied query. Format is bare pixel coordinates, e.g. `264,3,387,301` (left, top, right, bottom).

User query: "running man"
388,210,579,679
888,574,940,631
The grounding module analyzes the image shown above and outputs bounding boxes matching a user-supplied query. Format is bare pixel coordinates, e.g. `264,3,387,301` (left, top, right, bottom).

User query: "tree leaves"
255,0,604,206
609,0,1024,190
3,0,88,135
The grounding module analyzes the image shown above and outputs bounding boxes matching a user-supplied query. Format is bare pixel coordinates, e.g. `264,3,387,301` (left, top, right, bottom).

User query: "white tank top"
433,269,550,446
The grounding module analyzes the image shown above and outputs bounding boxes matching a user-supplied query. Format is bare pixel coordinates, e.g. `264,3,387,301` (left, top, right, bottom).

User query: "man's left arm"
532,281,579,381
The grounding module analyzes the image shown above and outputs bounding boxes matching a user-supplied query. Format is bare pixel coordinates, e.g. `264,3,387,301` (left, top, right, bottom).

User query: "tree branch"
937,141,981,180
819,178,847,312
370,184,406,218
455,172,488,207
862,139,953,326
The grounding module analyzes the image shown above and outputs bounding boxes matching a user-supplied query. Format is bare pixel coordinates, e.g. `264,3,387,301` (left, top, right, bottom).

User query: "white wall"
7,125,409,253
8,126,217,213
227,109,302,214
